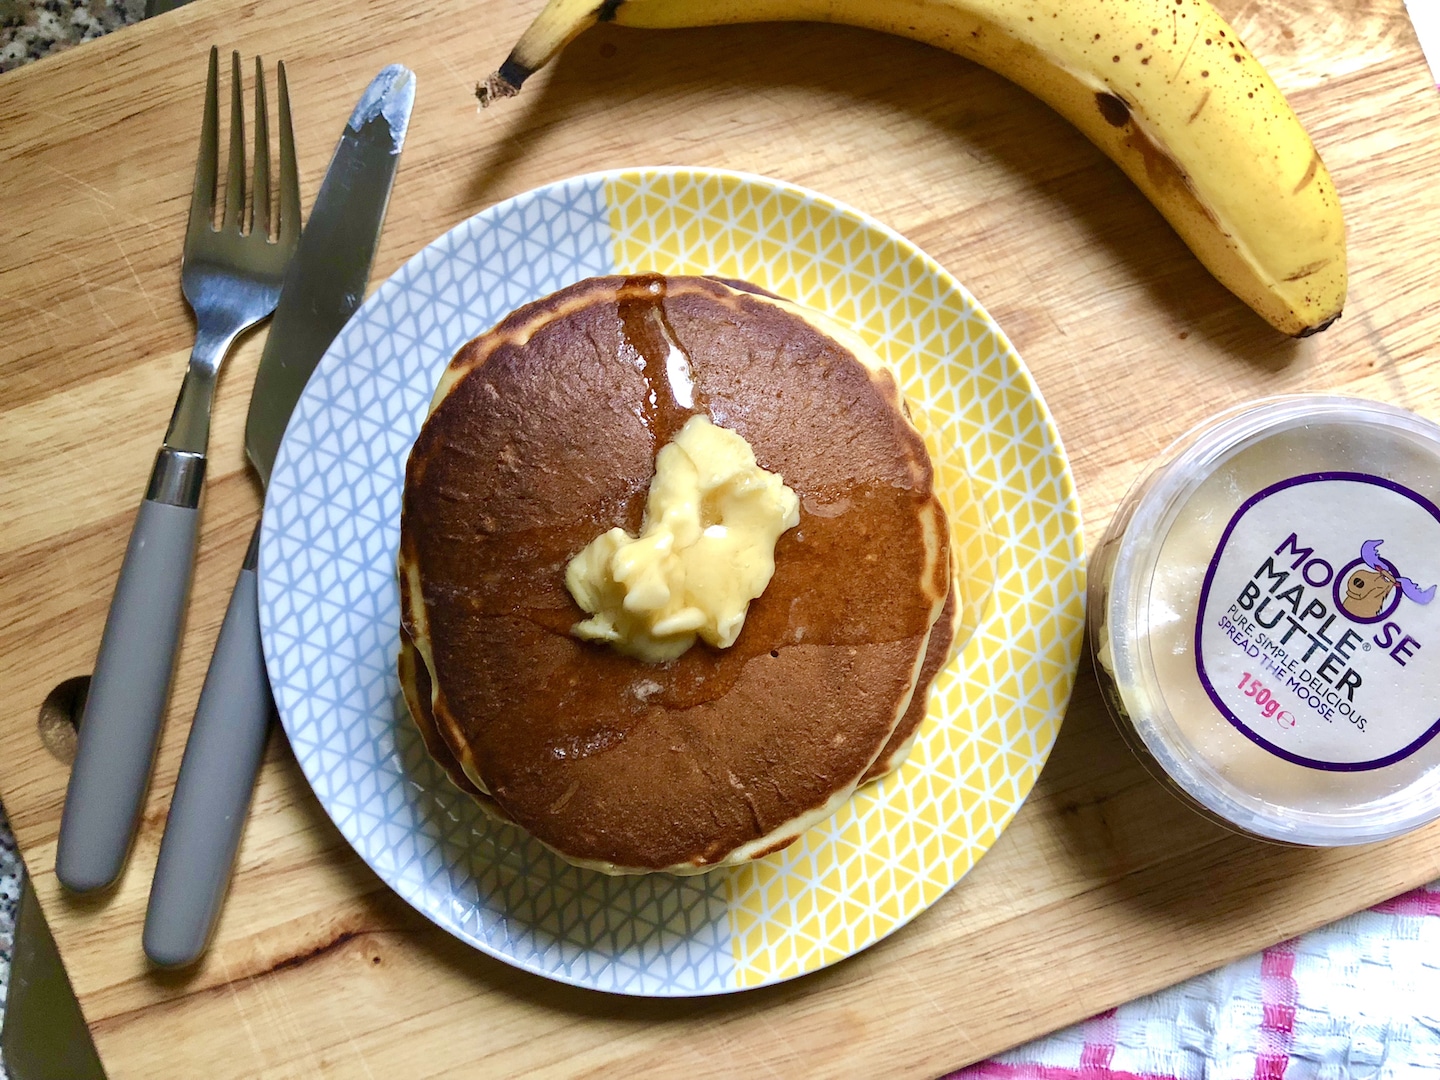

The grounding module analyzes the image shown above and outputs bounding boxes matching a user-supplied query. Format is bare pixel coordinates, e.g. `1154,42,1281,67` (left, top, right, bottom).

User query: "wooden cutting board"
3,0,1439,1075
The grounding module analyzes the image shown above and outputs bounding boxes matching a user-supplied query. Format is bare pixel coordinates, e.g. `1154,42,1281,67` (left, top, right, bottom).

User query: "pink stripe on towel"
950,1008,1181,1080
1253,941,1298,1080
952,1064,1180,1080
1371,885,1440,919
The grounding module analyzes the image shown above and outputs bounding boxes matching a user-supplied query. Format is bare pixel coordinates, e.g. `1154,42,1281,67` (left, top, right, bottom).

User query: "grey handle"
57,490,202,893
144,527,273,968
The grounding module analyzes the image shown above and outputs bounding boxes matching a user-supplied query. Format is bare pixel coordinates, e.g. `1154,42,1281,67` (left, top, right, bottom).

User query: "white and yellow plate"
257,167,1085,995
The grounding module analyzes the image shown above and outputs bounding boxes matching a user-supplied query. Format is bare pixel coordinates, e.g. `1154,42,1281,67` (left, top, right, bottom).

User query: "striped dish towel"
949,880,1440,1079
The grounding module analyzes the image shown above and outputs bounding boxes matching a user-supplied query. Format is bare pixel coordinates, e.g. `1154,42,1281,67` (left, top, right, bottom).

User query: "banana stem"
478,0,613,107
477,58,530,106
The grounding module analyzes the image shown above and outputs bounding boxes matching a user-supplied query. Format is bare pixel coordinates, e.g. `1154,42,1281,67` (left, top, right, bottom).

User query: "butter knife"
143,65,416,968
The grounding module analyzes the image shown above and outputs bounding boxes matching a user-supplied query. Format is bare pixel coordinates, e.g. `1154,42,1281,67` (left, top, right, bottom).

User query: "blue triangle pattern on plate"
258,174,735,996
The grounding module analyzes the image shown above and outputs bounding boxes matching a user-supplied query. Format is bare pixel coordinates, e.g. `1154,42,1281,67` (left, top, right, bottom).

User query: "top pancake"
399,275,948,873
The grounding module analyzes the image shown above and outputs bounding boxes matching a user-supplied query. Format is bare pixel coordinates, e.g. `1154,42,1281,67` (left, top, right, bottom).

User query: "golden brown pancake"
862,580,960,784
399,275,949,873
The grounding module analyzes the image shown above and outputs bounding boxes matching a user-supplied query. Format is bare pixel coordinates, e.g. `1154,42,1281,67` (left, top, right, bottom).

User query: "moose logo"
1338,539,1437,620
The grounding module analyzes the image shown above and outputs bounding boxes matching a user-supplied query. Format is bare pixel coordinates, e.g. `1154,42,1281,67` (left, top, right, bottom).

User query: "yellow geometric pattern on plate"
607,168,1086,988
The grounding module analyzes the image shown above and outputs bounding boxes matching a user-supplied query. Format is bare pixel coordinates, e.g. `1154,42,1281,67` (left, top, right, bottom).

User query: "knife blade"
143,65,415,969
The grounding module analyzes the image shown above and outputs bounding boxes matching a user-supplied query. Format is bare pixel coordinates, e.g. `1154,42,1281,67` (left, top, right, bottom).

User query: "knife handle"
144,523,272,968
57,449,205,894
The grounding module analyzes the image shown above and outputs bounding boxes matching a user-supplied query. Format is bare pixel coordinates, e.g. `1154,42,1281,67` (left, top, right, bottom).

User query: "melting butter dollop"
566,415,801,662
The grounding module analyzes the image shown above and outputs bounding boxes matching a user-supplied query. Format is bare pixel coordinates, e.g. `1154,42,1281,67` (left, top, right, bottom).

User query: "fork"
55,48,300,894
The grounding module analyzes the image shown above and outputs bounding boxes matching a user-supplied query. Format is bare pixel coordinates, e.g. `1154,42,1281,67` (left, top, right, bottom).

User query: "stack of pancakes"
398,275,959,875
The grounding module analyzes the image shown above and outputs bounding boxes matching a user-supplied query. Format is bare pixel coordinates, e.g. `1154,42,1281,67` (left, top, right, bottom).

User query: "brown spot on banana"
1293,151,1320,194
1095,92,1130,126
1094,92,1213,222
1187,88,1210,123
1125,129,1211,220
1283,257,1331,282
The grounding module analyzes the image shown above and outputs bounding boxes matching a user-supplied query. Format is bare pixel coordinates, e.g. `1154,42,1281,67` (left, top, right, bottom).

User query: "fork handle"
145,524,272,968
56,449,205,894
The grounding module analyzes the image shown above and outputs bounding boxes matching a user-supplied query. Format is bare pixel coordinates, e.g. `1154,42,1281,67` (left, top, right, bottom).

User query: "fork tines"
188,46,299,245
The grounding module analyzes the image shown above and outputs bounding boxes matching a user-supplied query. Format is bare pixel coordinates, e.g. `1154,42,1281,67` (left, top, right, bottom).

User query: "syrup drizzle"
616,275,703,448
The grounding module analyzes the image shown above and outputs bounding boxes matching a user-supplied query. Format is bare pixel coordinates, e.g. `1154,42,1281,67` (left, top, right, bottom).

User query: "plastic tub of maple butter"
1090,396,1440,845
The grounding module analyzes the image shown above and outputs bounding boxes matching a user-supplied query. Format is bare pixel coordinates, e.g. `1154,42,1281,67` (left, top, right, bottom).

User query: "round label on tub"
1195,472,1440,771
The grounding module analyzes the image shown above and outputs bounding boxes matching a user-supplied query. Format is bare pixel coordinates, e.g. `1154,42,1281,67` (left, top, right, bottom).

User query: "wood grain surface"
2,0,1439,1075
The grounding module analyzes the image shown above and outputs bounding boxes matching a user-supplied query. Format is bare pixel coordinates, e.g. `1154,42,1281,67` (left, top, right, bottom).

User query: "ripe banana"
479,0,1346,337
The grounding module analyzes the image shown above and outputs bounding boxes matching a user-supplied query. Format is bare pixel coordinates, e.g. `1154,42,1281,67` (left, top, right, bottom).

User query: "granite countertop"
0,0,142,72
0,808,18,1076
